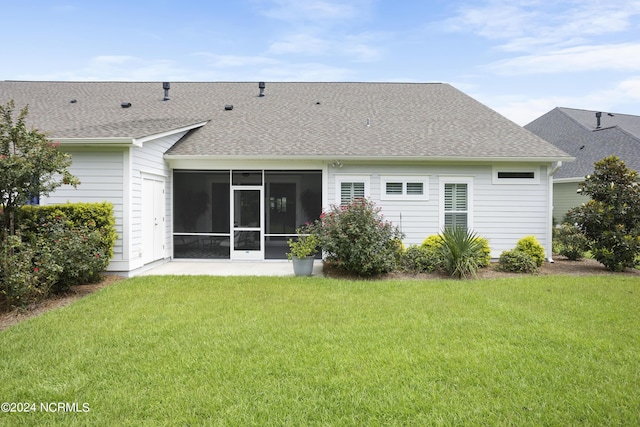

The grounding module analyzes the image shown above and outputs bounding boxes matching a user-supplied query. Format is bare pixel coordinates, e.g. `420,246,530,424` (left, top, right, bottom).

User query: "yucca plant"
438,226,487,279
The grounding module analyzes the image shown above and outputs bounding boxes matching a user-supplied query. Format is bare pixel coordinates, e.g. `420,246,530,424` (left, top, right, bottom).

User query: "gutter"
546,161,563,263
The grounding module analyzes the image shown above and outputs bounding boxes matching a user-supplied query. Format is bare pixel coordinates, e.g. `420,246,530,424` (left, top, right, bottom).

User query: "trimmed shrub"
497,249,539,274
438,227,488,279
553,223,589,261
515,236,545,267
399,245,438,273
312,198,404,277
19,202,117,259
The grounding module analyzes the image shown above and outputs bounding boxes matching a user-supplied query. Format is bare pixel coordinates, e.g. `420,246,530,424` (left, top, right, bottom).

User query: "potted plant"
287,226,320,276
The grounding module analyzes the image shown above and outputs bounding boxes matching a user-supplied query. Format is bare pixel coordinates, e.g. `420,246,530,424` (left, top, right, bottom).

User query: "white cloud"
194,52,279,68
489,43,640,75
258,0,367,24
267,34,331,55
487,76,640,125
446,0,640,52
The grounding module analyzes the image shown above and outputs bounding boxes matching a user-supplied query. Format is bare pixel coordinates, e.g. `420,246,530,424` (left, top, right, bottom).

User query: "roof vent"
70,99,77,104
258,81,265,97
596,111,602,128
121,102,132,108
162,82,170,101
224,104,233,111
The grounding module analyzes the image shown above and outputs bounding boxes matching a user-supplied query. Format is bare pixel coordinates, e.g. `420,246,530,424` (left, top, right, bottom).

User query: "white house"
1,81,573,274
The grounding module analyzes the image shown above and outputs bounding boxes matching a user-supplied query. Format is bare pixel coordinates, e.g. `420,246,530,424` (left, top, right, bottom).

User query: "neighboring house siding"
129,131,188,270
40,148,126,266
554,182,583,223
329,163,550,258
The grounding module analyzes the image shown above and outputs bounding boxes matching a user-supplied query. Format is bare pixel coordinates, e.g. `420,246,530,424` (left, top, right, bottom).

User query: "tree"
0,100,80,236
567,155,640,271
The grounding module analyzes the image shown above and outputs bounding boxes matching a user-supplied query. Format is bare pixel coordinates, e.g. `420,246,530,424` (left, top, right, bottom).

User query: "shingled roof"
1,81,571,161
525,107,640,179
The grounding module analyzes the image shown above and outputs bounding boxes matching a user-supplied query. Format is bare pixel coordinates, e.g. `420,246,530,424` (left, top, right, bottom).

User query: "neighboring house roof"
1,81,571,162
525,107,640,180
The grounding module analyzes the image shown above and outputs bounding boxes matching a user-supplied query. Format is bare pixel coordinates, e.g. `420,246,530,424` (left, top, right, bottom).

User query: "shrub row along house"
525,107,640,223
0,81,573,275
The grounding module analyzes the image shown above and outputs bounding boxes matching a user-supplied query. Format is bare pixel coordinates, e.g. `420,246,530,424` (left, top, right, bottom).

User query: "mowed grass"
1,275,639,426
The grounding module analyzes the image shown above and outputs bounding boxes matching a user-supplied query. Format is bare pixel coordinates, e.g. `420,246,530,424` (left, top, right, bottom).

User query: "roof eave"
164,154,575,163
52,137,140,147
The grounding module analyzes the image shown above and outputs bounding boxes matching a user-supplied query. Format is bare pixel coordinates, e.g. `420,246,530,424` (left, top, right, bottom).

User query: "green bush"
20,202,117,258
515,236,545,267
40,218,110,292
399,245,438,273
0,235,39,308
312,198,404,277
438,227,488,279
497,249,539,274
553,223,589,261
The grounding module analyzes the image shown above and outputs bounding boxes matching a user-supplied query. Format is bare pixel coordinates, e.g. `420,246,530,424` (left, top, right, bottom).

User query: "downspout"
546,161,562,263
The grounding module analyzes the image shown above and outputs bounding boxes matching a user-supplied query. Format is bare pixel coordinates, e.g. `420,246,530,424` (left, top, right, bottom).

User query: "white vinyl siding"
40,148,126,264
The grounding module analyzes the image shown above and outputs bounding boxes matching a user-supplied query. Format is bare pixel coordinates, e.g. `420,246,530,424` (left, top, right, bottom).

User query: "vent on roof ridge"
163,82,170,101
259,81,265,97
225,104,233,111
70,99,77,104
121,102,132,109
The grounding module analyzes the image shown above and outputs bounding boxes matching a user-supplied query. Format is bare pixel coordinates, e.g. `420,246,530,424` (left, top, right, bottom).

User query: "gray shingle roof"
525,107,640,179
1,81,571,161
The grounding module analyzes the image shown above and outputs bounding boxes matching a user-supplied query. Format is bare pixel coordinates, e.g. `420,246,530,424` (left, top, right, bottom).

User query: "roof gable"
525,107,640,179
1,81,572,161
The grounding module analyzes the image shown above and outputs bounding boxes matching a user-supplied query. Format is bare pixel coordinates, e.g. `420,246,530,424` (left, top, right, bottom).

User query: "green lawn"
1,275,639,426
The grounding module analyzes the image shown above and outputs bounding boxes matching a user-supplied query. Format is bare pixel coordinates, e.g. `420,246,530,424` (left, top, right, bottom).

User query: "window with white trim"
439,177,473,230
492,166,540,184
380,176,429,200
335,175,370,205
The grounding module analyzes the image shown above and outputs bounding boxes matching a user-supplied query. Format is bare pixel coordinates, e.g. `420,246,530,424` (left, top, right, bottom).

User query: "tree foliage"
567,155,640,271
0,100,80,235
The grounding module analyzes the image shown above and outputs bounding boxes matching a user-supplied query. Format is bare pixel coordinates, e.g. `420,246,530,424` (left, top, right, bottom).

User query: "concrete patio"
138,260,324,277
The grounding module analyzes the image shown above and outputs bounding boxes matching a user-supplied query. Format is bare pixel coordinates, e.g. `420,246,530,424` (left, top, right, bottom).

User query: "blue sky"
2,0,639,125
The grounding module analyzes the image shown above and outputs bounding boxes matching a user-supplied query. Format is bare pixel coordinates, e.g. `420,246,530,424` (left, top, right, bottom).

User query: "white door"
231,187,264,260
142,177,165,264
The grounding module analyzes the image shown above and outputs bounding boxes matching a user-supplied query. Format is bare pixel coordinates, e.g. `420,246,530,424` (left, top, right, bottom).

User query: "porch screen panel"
444,183,468,229
173,171,230,259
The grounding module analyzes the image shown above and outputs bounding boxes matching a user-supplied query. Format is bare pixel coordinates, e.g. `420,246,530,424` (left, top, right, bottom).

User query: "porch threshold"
138,259,324,277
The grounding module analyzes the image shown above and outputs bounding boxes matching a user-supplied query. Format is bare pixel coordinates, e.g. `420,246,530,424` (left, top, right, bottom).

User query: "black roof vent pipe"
596,111,602,129
163,82,170,101
259,81,265,97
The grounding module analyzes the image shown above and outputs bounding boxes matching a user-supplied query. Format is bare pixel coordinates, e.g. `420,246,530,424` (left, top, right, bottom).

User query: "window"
444,183,467,228
335,175,370,205
380,176,429,200
341,182,365,204
493,166,539,184
440,177,473,230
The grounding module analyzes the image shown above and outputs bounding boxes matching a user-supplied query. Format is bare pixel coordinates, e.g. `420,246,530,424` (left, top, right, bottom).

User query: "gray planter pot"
292,256,315,276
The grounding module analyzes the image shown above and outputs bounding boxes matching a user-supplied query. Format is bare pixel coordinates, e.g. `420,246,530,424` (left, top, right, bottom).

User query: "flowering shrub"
0,235,39,308
312,198,404,277
38,218,110,292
